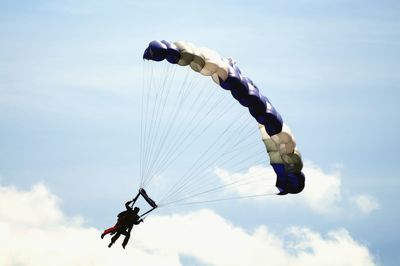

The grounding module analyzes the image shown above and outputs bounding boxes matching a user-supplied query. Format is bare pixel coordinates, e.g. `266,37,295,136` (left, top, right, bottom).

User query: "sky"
0,0,399,265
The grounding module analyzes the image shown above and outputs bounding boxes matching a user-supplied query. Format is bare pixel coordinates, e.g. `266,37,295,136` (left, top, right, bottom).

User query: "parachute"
136,40,305,213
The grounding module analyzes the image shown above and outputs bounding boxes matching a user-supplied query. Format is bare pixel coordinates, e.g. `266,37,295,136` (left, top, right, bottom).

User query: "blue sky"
0,0,399,265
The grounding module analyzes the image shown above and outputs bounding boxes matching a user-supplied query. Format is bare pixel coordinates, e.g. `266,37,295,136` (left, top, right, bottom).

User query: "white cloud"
215,161,341,214
350,194,380,215
298,161,342,213
216,161,379,216
215,165,279,196
0,183,376,266
0,183,64,227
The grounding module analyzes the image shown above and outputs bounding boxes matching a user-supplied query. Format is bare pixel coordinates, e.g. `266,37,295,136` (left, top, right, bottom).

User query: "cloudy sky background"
1,0,399,265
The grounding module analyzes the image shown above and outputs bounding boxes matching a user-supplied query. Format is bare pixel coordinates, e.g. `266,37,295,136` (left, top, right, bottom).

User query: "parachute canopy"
143,40,305,197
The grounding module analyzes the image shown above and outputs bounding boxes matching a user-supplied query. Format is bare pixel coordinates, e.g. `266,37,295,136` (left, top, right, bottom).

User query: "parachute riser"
139,206,157,218
130,188,158,218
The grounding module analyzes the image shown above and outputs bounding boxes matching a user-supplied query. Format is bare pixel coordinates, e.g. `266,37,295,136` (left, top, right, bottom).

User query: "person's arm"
125,193,141,209
132,214,144,225
134,218,143,225
125,201,132,210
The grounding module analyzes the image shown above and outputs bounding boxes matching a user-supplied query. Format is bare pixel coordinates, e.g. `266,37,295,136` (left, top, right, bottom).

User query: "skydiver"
101,196,144,249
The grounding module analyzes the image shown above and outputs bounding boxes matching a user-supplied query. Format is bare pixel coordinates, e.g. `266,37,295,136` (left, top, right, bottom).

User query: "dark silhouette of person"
101,199,143,248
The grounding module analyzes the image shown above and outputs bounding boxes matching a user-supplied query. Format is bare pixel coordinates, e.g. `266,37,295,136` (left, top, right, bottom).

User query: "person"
101,198,144,248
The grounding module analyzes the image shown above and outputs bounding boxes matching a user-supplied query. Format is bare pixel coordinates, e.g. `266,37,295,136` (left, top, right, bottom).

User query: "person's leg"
101,224,119,238
109,232,121,248
121,231,131,249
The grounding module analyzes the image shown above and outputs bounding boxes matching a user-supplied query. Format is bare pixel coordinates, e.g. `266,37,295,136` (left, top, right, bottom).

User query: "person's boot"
108,242,114,248
101,233,106,239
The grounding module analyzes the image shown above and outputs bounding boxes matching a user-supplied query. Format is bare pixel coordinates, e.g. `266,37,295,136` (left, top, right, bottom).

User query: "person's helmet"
133,207,140,213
